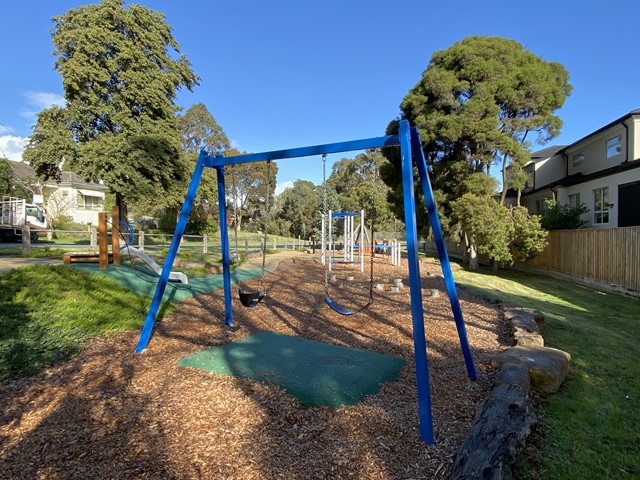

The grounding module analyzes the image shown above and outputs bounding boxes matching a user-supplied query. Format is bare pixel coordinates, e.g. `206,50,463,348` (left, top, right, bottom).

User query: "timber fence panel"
523,226,640,294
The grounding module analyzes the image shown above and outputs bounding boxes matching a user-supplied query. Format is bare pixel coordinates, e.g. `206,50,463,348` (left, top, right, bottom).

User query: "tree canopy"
382,36,567,267
23,0,200,219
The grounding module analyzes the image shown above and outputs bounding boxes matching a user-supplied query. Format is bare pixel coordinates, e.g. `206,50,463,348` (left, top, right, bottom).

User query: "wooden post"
245,237,249,257
139,230,144,251
203,234,208,254
111,206,120,265
90,228,97,251
98,211,108,269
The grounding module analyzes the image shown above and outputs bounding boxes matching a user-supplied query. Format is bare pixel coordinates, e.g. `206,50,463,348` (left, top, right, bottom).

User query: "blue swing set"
134,120,477,445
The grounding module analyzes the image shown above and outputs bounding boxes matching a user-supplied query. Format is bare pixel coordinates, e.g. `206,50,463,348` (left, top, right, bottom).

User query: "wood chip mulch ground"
0,254,510,479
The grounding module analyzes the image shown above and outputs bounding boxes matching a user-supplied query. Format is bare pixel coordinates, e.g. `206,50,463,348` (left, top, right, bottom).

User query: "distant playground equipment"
135,120,477,445
63,206,188,284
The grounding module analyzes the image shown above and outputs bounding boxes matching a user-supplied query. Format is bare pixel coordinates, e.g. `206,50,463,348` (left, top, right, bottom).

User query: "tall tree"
178,103,230,155
383,36,567,267
328,151,398,232
23,0,199,220
226,151,278,233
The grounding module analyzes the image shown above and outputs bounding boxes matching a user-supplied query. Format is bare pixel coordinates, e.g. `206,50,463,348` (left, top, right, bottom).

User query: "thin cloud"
275,180,293,196
20,91,65,118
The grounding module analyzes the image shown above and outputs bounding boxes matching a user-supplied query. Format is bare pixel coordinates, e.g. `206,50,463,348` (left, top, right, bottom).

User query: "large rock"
449,383,536,480
495,362,531,394
503,306,545,327
513,328,544,348
510,315,540,335
491,346,571,395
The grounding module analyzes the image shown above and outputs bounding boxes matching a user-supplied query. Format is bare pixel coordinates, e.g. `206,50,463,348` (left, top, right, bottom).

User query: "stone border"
449,303,571,479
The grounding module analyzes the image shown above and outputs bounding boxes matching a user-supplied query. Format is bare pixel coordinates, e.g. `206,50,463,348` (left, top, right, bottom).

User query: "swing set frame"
134,120,477,445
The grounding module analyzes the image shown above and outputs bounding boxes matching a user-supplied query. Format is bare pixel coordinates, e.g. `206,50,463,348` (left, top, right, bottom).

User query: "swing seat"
324,296,371,316
239,289,266,308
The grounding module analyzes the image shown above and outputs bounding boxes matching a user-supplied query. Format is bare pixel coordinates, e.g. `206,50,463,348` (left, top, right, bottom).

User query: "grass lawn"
0,265,169,384
453,268,640,479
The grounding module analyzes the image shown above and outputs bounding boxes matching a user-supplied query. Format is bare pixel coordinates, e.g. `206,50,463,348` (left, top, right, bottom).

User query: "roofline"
522,157,640,196
560,109,640,153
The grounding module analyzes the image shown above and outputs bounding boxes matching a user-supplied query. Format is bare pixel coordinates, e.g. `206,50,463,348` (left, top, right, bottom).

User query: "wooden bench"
63,252,114,264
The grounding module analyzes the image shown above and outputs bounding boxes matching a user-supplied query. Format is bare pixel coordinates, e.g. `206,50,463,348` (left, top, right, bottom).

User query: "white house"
7,161,108,225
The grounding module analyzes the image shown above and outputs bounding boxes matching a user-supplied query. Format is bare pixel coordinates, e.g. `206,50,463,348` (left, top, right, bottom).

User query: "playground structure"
320,209,402,270
135,120,476,445
63,206,188,284
321,210,366,272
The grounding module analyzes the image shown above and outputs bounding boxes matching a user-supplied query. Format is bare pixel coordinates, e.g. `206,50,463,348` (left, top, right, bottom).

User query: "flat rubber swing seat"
324,296,371,316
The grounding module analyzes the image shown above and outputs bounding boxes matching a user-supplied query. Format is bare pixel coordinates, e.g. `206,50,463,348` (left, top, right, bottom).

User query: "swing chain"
260,160,272,290
322,153,329,296
368,149,377,303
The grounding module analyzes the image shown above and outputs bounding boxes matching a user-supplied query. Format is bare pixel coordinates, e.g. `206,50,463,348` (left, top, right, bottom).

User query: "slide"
124,246,189,285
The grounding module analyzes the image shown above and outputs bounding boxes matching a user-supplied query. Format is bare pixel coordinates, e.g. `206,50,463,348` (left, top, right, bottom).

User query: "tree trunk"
499,152,509,205
464,232,479,270
115,193,128,223
516,189,522,207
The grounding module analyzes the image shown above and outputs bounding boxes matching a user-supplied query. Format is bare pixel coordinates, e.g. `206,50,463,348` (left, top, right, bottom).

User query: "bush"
541,199,589,230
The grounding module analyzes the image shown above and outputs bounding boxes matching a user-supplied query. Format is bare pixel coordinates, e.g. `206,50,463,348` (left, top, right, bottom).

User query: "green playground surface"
69,263,264,302
178,331,405,407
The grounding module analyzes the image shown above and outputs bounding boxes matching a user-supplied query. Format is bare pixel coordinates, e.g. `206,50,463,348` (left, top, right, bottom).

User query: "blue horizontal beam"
203,134,400,167
331,212,359,218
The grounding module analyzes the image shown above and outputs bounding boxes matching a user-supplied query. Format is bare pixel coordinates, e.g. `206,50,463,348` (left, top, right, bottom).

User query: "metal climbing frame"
134,120,477,445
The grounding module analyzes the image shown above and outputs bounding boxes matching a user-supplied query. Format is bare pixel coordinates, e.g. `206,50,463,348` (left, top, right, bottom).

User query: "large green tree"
328,150,397,232
383,36,568,267
23,0,199,219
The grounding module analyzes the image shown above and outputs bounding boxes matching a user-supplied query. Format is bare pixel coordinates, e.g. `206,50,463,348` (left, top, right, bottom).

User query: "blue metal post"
135,150,207,353
411,128,477,381
216,165,233,326
399,119,434,444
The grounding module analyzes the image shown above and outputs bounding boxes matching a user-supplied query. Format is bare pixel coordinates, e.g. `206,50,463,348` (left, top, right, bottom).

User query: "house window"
593,187,609,224
536,199,549,215
568,193,581,209
606,135,622,159
77,193,103,211
573,153,585,167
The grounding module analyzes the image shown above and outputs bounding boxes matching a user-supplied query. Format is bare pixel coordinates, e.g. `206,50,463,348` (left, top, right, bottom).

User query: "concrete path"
240,249,305,273
0,256,64,273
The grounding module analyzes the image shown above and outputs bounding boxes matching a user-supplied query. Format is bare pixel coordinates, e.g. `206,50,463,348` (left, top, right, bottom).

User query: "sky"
1,0,639,195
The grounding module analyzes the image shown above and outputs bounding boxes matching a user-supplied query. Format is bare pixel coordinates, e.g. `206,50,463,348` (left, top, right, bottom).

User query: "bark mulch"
0,255,509,479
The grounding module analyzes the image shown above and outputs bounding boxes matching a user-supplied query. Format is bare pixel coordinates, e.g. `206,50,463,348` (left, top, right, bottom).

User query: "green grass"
453,268,640,479
0,265,170,384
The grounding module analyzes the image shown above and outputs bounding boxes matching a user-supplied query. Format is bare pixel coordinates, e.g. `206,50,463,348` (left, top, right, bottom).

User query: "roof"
529,145,566,162
560,108,640,152
6,160,108,191
6,160,37,179
522,158,640,197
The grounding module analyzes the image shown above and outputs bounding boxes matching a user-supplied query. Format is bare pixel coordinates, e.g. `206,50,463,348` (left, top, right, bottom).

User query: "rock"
513,328,544,348
509,315,540,335
491,346,571,395
503,307,545,327
429,289,441,297
495,362,531,394
449,383,536,480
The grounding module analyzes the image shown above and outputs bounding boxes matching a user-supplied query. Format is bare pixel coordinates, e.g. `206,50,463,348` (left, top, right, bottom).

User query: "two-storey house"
519,109,640,227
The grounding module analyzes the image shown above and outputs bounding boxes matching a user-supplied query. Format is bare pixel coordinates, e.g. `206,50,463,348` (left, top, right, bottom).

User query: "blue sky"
1,0,639,193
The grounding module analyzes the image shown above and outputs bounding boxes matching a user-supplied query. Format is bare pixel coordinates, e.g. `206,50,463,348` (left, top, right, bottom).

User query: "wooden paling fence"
424,227,640,295
521,227,640,294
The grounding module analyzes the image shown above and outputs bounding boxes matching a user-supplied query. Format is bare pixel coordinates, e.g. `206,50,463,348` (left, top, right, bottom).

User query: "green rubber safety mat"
178,332,405,407
69,263,263,302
